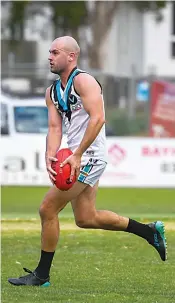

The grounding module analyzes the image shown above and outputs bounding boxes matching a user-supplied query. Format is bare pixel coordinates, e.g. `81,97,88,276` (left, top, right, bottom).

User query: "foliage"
106,108,149,136
2,1,167,63
49,1,87,37
5,1,87,40
7,1,29,48
135,1,166,11
5,0,167,41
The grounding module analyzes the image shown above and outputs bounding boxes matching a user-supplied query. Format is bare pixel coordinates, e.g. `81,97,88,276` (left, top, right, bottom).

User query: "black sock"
126,218,154,242
35,250,55,279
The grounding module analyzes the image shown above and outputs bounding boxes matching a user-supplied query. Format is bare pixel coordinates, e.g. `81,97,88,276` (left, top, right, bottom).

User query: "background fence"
1,61,175,137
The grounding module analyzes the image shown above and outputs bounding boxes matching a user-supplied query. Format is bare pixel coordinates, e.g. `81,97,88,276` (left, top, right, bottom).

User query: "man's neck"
60,65,77,87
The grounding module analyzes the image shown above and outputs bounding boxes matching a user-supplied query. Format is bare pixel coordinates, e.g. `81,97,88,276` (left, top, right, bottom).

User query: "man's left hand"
60,153,81,182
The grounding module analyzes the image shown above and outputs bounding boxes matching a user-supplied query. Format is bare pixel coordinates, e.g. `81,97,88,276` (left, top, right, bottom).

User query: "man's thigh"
71,182,99,220
41,181,88,214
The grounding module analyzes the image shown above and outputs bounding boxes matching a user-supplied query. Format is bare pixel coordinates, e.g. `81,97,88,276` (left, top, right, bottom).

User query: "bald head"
49,36,80,75
54,36,80,56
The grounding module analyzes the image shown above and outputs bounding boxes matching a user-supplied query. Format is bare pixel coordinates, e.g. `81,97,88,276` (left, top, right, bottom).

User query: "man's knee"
39,200,52,220
39,197,62,221
75,216,96,229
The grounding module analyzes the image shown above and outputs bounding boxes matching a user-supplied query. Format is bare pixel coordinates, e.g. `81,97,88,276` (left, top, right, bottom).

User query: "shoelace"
22,267,49,281
23,267,33,274
19,268,34,279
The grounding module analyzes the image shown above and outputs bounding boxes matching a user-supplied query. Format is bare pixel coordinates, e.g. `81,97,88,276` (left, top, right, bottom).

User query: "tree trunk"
19,19,25,40
88,1,118,69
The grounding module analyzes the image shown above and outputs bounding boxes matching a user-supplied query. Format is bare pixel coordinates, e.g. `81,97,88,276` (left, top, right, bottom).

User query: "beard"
50,65,64,75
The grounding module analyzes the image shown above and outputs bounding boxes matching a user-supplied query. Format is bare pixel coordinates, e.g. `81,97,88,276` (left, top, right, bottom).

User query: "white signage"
100,138,175,187
1,137,175,187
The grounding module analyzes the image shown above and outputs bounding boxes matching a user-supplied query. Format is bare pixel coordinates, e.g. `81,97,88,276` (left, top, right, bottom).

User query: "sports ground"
1,186,175,303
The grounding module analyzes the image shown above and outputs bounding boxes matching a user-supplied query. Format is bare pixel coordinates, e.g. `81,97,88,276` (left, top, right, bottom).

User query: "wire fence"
1,63,175,136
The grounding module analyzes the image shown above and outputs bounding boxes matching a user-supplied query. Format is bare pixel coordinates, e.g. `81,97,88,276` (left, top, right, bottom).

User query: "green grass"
2,229,175,303
2,186,175,220
1,187,175,302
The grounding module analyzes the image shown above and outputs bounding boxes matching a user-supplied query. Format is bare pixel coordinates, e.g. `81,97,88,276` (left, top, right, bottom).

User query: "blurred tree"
87,1,118,69
87,1,166,69
3,1,87,44
4,0,166,66
49,1,87,40
8,1,29,42
135,1,166,12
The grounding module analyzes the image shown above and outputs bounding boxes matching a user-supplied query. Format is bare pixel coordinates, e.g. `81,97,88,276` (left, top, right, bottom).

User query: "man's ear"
68,52,75,62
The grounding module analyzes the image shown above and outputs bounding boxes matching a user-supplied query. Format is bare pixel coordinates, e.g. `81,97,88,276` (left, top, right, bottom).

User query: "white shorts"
78,158,107,187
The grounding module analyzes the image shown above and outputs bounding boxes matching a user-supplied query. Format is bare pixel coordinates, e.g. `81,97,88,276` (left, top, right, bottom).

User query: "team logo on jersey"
69,94,77,104
69,94,82,112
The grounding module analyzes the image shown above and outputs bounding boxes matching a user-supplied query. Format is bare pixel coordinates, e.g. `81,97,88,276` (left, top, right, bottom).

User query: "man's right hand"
46,156,58,184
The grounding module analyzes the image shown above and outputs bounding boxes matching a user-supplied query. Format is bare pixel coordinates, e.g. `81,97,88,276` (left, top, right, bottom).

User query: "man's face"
48,41,69,75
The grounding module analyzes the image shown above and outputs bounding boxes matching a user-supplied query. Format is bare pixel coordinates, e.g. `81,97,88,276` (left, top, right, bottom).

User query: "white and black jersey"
50,67,107,165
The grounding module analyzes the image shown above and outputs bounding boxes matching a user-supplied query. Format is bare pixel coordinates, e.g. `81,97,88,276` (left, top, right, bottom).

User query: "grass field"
1,186,175,303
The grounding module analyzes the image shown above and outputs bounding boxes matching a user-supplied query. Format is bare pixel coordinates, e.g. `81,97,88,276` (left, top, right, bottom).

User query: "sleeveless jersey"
50,67,107,165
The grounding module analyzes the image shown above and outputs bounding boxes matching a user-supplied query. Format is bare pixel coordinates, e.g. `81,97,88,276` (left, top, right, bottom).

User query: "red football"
51,148,76,191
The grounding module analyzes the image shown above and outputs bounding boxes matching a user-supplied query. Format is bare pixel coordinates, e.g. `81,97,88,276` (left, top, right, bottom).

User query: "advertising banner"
150,81,175,137
100,138,175,187
1,137,175,188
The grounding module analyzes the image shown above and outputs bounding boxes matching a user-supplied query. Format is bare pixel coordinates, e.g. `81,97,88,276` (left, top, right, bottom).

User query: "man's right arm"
45,87,62,181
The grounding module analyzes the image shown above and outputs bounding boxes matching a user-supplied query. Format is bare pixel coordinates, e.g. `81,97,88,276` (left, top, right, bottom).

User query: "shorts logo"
80,171,88,177
78,164,93,182
86,150,94,156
